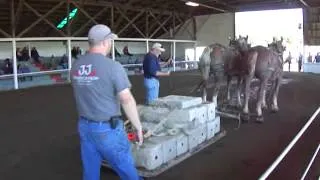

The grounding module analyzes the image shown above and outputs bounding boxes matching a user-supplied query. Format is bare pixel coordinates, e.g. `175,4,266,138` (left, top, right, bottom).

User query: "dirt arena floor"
0,71,319,180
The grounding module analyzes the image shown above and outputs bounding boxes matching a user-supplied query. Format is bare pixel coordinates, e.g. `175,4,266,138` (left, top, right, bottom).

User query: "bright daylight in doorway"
235,8,304,72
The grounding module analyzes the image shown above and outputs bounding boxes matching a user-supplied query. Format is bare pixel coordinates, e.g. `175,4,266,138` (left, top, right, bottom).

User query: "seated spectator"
59,54,68,69
21,46,30,61
31,47,41,64
123,45,133,56
71,47,78,59
17,63,32,81
3,58,13,74
76,46,82,56
16,48,23,62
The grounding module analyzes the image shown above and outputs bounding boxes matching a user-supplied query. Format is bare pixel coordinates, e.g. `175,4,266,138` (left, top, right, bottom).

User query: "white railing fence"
259,106,320,180
0,37,197,90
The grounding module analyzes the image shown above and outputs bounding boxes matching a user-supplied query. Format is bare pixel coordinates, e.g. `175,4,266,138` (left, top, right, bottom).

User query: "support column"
173,41,176,72
170,29,174,70
194,42,197,61
28,43,31,58
67,39,72,82
11,0,18,89
146,40,149,52
12,40,18,89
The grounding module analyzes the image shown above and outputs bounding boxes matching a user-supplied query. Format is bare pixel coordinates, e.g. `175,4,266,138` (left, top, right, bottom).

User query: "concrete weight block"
198,124,207,145
193,104,207,124
206,121,215,140
148,136,177,163
175,133,189,156
167,104,207,124
187,134,198,150
214,116,221,134
149,95,202,109
183,124,207,150
137,105,170,123
203,102,216,121
132,142,163,170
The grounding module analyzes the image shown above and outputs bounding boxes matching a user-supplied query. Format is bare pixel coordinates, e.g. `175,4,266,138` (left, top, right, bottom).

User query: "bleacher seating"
0,56,69,91
115,54,145,65
0,52,194,91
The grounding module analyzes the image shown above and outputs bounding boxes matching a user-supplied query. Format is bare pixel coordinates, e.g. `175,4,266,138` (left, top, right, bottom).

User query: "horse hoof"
255,116,264,123
241,113,250,123
262,105,268,110
270,106,279,113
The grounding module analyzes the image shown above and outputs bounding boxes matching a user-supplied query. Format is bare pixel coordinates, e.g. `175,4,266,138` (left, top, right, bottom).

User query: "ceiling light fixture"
185,1,199,7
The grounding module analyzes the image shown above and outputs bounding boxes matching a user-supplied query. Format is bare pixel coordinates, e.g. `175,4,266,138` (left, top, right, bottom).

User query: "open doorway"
235,8,304,72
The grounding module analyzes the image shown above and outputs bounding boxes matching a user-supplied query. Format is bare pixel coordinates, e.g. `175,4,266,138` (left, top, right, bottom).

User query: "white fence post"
12,39,18,89
67,39,72,82
173,41,176,72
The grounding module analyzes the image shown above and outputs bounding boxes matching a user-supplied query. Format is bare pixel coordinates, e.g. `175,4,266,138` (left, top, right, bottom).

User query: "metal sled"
101,128,227,178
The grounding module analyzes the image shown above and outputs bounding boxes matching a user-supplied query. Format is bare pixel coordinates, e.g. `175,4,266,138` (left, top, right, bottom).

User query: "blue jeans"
143,77,160,104
78,117,142,180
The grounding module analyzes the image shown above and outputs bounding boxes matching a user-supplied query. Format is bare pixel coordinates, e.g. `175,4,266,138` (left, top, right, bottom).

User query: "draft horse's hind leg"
271,75,282,113
236,76,243,109
256,77,268,123
242,74,252,122
226,75,232,102
212,71,224,105
202,80,208,103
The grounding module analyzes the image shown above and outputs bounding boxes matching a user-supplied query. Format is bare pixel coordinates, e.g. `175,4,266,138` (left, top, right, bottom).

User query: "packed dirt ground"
0,71,319,180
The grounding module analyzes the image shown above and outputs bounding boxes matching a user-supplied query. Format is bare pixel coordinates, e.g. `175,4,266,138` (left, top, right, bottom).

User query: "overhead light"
185,1,199,7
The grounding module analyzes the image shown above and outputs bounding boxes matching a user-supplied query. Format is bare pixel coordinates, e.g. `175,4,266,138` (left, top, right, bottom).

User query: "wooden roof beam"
28,0,188,16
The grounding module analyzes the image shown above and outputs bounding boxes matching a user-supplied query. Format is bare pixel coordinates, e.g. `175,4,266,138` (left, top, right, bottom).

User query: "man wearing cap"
70,24,143,180
142,43,171,104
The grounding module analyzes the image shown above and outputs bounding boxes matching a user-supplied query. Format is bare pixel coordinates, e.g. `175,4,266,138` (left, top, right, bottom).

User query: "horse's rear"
252,45,282,80
198,43,227,102
249,45,283,122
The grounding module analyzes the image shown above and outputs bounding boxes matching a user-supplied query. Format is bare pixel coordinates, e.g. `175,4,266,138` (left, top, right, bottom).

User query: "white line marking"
259,106,320,180
301,144,320,180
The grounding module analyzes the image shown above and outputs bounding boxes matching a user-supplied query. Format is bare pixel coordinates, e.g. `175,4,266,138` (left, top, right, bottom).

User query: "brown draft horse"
198,35,283,123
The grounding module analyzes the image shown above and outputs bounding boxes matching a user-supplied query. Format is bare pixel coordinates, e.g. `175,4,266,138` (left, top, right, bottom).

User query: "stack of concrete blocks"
132,95,221,170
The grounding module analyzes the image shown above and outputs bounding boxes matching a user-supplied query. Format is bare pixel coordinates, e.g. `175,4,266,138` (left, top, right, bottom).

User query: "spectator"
3,58,13,74
21,46,30,61
76,46,82,56
123,45,133,56
16,48,23,62
285,52,292,72
17,63,32,81
298,53,303,72
71,47,78,59
315,52,320,63
307,52,313,63
59,54,68,69
31,47,41,64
